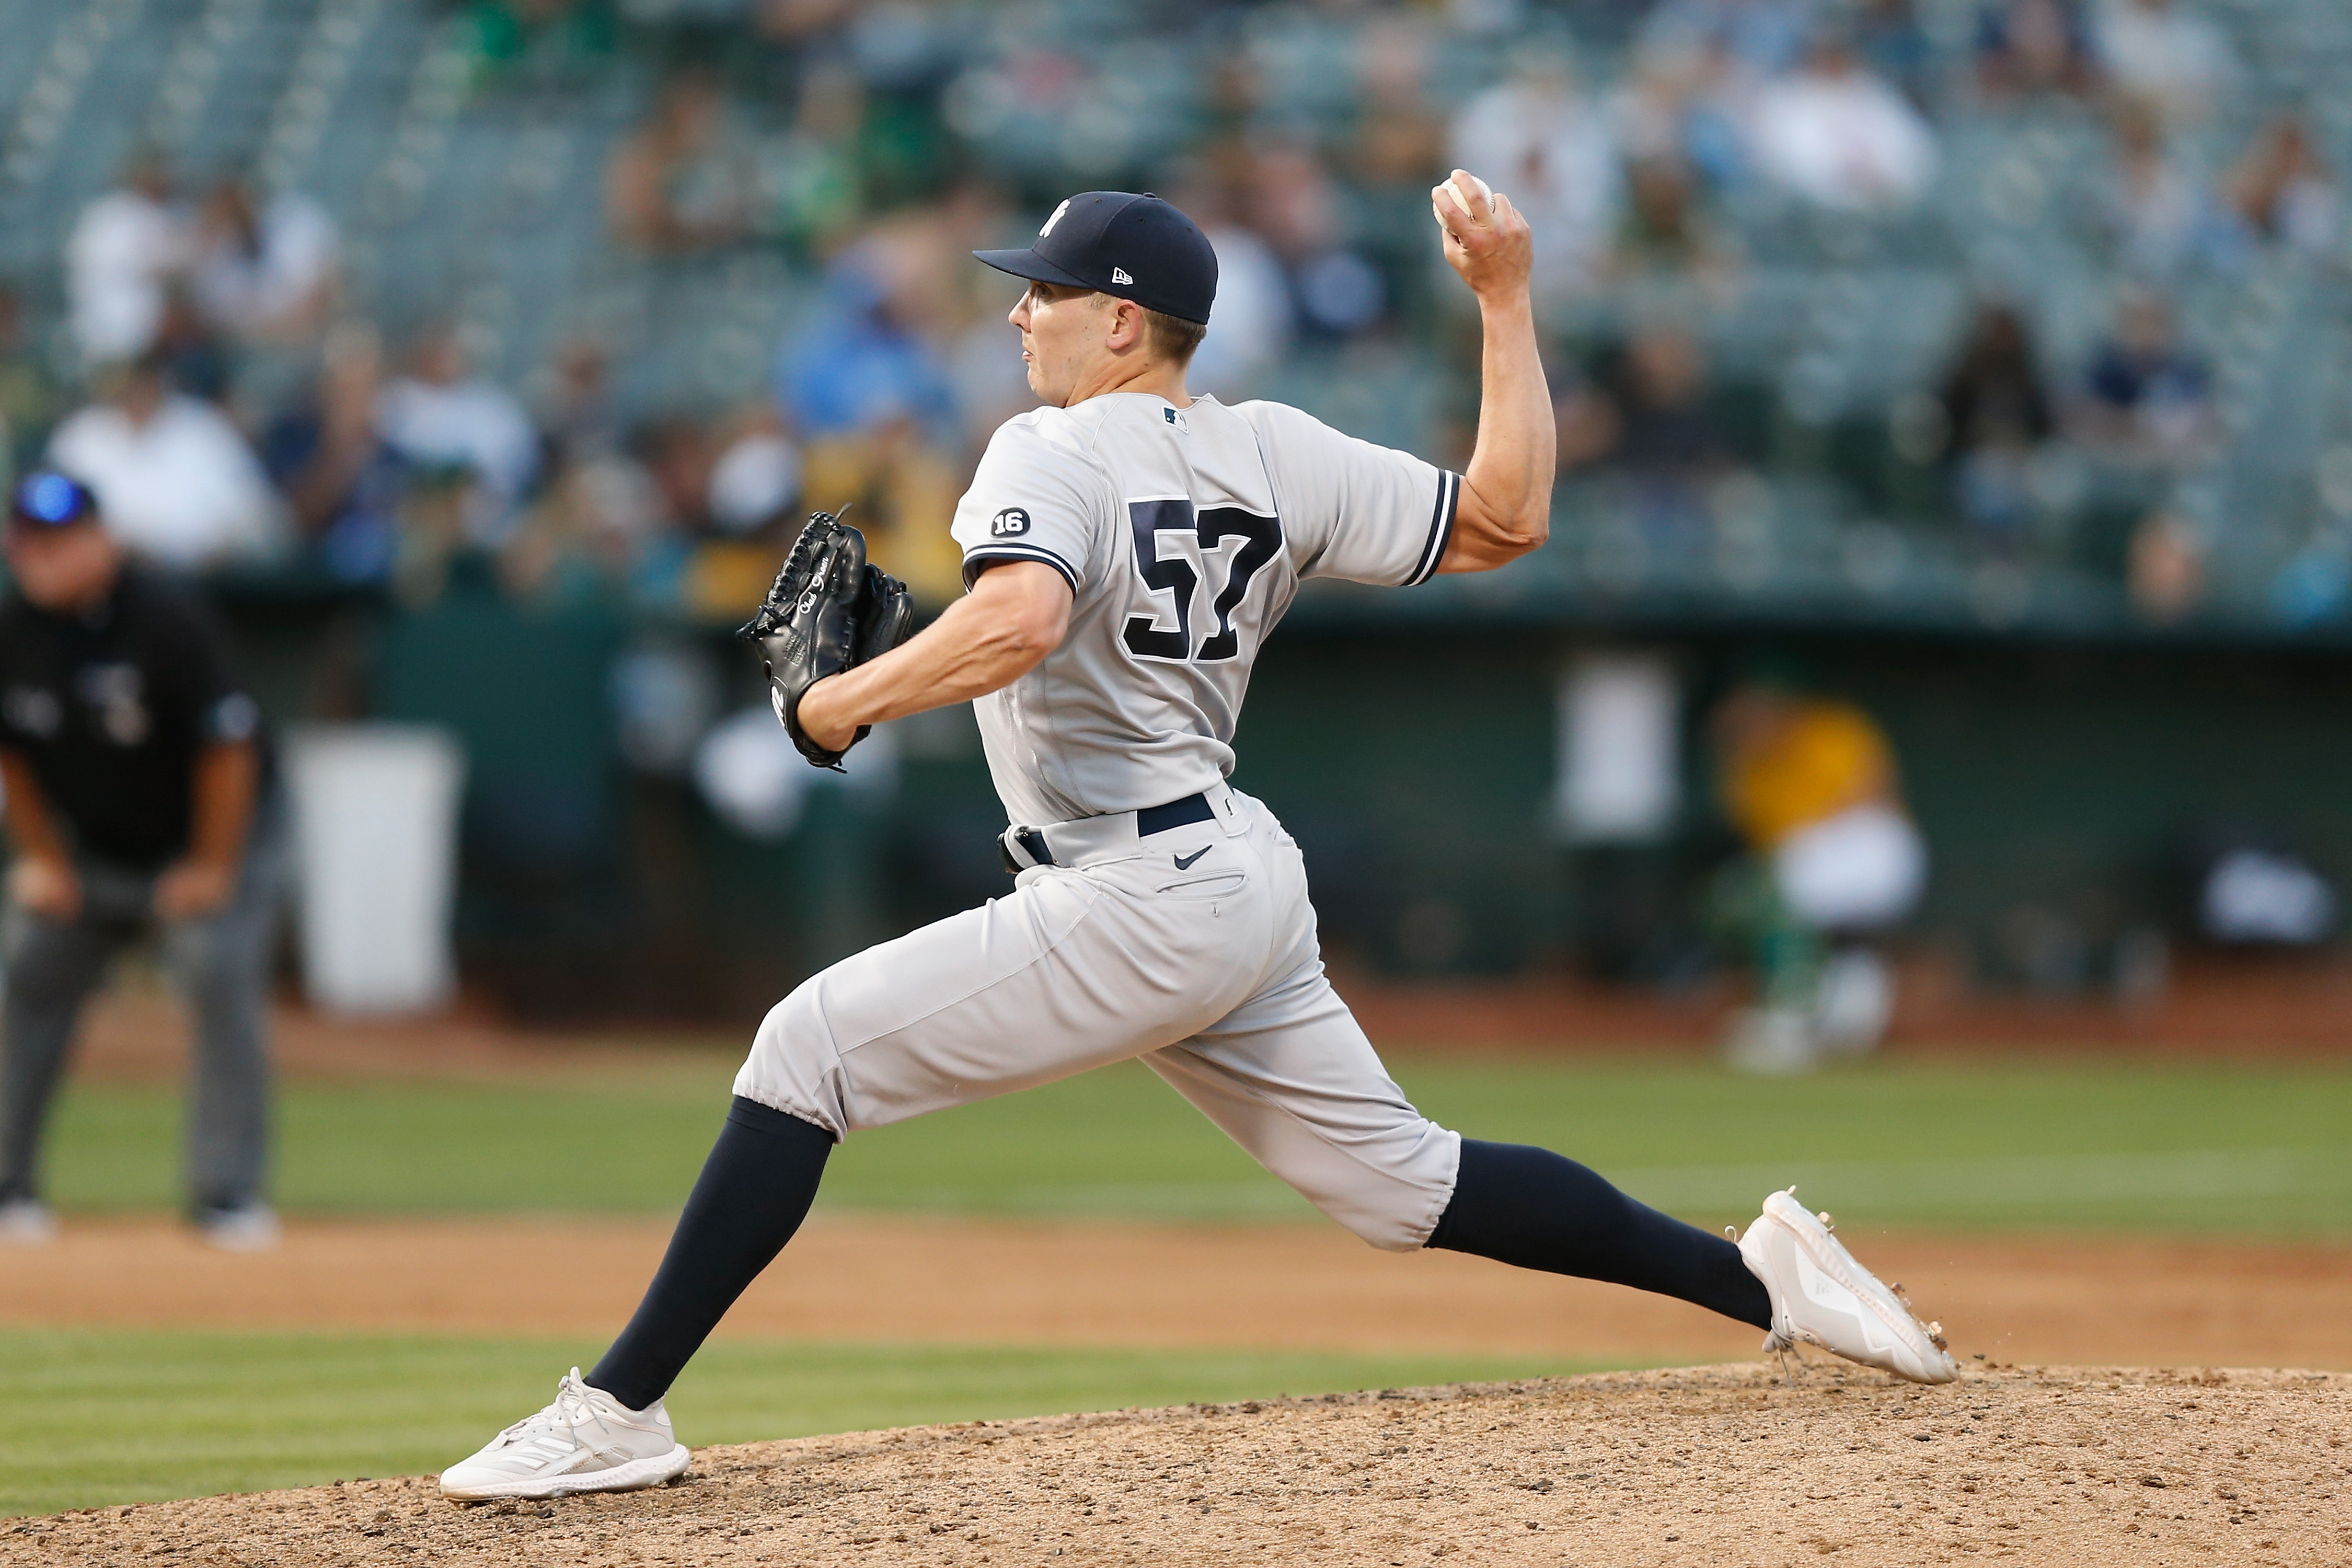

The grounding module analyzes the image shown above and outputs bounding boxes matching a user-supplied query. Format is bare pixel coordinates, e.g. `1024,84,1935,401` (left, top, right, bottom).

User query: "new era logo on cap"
1112,267,1134,285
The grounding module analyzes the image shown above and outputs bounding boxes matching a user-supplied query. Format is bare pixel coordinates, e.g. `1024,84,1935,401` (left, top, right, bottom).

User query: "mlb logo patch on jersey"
990,507,1032,537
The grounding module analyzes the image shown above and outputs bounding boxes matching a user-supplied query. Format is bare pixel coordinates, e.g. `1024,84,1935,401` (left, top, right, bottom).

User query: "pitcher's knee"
731,982,849,1138
1285,1122,1464,1253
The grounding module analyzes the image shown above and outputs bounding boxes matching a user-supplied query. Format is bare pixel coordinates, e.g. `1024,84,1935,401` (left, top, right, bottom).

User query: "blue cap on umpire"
974,191,1217,326
8,471,99,531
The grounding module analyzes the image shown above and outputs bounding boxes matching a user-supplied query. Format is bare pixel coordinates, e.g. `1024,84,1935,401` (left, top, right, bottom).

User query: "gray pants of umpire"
0,809,286,1215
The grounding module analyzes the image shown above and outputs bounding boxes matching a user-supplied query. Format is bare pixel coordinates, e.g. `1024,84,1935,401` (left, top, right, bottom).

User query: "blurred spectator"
707,412,802,538
1936,303,2055,541
2072,289,2218,460
65,154,190,367
771,197,973,603
2095,96,2207,274
1351,16,1446,193
1559,325,1742,552
0,285,63,475
259,322,402,582
1712,673,1927,1071
1449,51,1621,301
1752,35,1940,211
539,337,627,467
1851,0,1937,108
1612,45,1748,195
149,284,234,407
374,324,539,537
1143,174,1293,400
773,244,956,444
1559,326,1737,483
500,427,664,608
2128,505,2204,620
1975,0,2099,101
459,0,616,87
1347,15,1450,327
762,60,868,257
2219,116,2338,260
1244,143,1387,339
1639,0,1816,80
799,417,965,606
2093,0,2234,126
47,357,282,571
1609,155,1740,295
608,71,759,256
190,178,340,345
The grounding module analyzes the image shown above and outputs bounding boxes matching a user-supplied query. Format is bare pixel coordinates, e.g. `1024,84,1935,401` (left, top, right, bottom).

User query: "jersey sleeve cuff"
1402,470,1461,587
962,545,1081,596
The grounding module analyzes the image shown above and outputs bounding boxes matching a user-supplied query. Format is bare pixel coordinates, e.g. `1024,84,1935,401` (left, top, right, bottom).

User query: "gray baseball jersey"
948,393,1462,824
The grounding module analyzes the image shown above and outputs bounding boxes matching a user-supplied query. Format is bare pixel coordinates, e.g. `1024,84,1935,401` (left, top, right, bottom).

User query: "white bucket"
283,724,467,1014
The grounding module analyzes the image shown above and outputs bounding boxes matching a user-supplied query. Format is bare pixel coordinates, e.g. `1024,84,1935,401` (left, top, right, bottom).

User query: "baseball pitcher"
441,173,1954,1502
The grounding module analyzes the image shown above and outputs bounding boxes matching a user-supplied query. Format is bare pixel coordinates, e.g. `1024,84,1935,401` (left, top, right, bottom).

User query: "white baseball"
1438,171,1494,223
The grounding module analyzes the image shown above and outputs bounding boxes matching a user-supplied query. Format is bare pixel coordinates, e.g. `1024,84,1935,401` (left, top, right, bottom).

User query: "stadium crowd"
0,0,2333,635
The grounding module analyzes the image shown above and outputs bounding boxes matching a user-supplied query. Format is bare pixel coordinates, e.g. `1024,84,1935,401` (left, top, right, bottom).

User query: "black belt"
1000,792,1215,874
1137,792,1216,836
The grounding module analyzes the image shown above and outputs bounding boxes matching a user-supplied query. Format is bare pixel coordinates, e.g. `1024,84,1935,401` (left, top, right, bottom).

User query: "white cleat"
0,1197,57,1246
1737,1187,1958,1384
195,1203,281,1253
439,1369,691,1502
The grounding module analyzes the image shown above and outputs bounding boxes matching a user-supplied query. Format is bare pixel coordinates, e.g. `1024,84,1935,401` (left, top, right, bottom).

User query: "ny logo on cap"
1040,200,1070,237
1113,267,1134,285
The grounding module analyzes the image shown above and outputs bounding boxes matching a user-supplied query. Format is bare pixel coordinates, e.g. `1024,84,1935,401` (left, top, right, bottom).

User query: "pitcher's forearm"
795,561,1073,745
1465,292,1554,530
1445,290,1554,572
810,603,1049,729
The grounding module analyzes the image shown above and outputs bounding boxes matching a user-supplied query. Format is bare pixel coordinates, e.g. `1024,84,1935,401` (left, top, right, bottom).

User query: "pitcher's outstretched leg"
1426,1139,1772,1327
439,1098,831,1501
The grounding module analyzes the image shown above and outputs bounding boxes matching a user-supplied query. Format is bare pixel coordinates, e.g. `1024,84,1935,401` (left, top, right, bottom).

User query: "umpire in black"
0,473,284,1250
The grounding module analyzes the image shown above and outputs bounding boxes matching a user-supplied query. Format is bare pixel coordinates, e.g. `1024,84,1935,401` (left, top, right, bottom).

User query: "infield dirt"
9,1365,2343,1567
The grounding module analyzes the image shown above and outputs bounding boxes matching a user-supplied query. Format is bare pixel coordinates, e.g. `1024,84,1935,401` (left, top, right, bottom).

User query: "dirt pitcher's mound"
10,1366,2346,1568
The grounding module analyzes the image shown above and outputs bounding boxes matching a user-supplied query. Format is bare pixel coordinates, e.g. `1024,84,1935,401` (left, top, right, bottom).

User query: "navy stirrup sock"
589,1097,834,1410
1426,1139,1772,1331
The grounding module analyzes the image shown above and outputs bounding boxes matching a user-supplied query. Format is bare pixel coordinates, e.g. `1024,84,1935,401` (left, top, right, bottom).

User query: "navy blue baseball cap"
8,471,98,531
975,191,1217,326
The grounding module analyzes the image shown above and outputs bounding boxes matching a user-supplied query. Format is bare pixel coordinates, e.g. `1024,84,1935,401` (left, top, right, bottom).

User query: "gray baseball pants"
0,808,286,1214
733,783,1463,1250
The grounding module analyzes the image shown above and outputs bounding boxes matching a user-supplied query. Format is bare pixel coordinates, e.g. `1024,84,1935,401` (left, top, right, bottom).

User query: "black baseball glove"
738,509,915,771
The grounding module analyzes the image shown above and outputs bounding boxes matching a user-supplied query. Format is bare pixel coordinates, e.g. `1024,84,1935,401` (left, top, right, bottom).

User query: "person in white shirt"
65,158,191,367
1751,36,1940,211
47,359,283,571
2095,0,2235,126
191,179,341,344
1449,52,1621,302
373,326,539,538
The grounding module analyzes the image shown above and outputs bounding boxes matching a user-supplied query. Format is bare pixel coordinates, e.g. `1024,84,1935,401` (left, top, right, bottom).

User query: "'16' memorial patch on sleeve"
990,507,1031,537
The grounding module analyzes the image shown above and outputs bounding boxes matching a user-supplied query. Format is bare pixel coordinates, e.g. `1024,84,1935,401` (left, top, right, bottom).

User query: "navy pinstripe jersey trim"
1403,470,1461,587
963,543,1082,594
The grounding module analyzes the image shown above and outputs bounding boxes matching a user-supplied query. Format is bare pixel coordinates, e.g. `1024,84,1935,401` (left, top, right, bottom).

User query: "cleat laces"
492,1371,628,1468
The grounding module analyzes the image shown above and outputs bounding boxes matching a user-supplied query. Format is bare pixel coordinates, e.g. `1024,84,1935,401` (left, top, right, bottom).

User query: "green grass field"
13,1051,2352,1517
40,1053,2352,1235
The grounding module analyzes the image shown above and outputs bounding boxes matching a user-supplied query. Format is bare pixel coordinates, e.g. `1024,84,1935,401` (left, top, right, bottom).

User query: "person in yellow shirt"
1711,676,1927,1071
